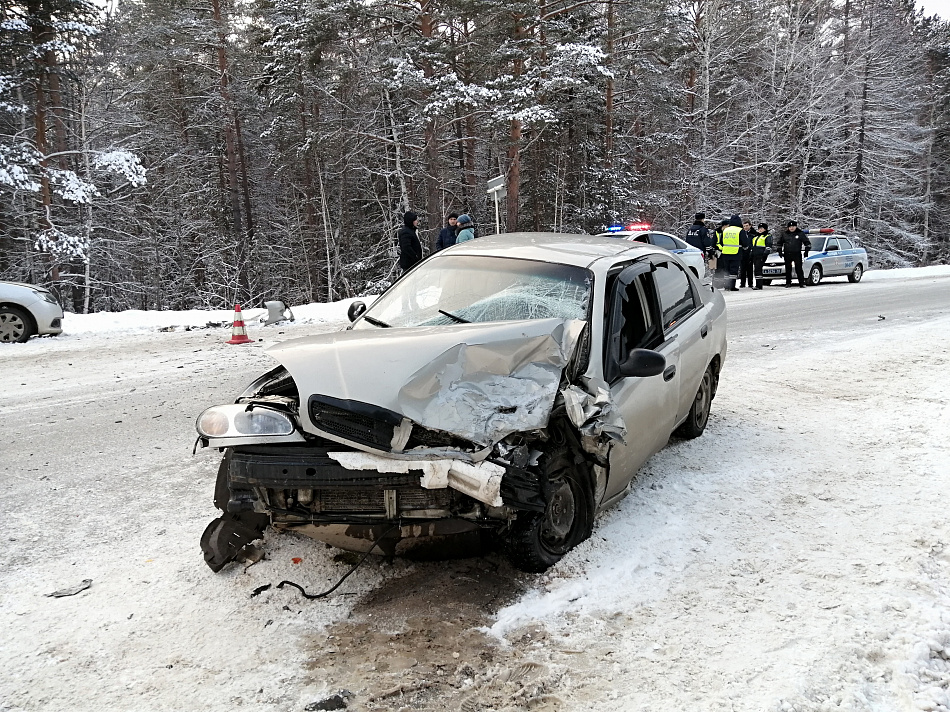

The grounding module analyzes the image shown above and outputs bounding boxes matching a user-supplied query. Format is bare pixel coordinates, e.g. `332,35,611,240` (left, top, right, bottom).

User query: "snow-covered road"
1,268,948,711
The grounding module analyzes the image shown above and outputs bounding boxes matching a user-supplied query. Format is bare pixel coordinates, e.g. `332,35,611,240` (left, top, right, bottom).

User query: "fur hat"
457,214,473,226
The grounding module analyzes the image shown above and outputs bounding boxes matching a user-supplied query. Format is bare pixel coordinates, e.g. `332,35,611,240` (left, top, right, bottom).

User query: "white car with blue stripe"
598,226,707,279
761,234,868,286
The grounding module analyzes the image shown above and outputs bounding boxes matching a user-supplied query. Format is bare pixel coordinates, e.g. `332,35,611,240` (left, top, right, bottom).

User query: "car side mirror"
347,301,367,322
619,348,666,378
826,245,838,251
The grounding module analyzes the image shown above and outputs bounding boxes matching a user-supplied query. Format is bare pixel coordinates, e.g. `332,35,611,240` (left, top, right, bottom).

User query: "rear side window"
653,261,696,331
838,238,853,250
650,233,678,250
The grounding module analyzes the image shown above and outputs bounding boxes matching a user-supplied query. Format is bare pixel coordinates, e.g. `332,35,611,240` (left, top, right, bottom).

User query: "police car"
761,232,869,286
598,224,707,279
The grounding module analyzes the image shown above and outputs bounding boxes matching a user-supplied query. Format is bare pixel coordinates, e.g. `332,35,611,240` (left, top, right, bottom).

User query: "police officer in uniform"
717,214,750,291
751,223,772,290
739,219,755,288
684,213,712,254
775,219,811,288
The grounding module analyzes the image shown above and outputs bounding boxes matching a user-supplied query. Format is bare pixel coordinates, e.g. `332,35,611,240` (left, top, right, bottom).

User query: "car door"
649,257,709,422
823,237,841,274
603,262,680,501
836,237,857,273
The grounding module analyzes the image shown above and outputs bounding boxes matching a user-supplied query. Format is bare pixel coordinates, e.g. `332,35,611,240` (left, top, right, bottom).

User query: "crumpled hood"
267,318,586,450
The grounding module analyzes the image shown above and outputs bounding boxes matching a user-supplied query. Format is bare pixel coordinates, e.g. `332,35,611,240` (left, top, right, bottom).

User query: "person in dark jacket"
750,223,772,290
775,220,811,287
739,219,755,288
684,212,712,254
717,214,751,291
435,213,459,251
397,211,423,273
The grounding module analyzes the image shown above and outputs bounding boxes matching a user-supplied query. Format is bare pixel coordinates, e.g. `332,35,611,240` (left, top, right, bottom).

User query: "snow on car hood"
267,318,586,449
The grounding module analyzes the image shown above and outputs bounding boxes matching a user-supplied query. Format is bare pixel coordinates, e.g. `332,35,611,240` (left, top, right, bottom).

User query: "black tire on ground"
675,366,713,439
505,449,594,573
760,279,772,286
848,263,864,283
0,305,34,343
807,264,823,286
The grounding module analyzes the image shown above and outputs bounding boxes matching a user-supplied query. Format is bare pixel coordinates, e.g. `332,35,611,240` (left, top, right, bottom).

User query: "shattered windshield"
356,255,591,329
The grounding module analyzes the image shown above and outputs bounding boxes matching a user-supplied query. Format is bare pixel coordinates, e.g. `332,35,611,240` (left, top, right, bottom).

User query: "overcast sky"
918,0,949,18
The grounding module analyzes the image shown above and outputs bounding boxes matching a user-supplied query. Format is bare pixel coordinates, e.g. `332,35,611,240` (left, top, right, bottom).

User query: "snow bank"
863,264,950,281
61,296,377,335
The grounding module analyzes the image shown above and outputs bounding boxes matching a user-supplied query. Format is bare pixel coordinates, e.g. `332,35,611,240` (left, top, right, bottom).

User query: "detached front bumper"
223,444,545,525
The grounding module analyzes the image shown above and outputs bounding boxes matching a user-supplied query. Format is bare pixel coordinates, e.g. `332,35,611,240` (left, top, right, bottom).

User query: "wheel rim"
810,266,821,285
541,480,576,548
854,265,863,281
0,312,26,342
693,371,712,430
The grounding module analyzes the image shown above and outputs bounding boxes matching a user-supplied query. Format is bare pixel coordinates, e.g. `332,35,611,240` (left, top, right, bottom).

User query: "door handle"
701,325,708,338
663,365,676,381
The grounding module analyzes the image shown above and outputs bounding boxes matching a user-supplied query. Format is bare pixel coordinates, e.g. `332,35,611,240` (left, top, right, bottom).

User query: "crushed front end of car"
196,318,625,573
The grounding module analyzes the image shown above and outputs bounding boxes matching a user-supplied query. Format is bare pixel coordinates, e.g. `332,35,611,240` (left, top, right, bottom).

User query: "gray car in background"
196,234,727,574
761,235,869,286
0,281,64,343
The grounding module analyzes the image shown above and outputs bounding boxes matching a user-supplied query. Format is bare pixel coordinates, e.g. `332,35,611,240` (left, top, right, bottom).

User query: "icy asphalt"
0,268,948,711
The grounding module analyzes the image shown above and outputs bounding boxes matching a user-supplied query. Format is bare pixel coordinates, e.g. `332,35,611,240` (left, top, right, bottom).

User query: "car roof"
444,232,659,268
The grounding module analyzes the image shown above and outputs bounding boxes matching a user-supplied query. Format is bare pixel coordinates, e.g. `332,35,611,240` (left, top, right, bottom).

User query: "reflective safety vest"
753,231,770,248
720,226,741,255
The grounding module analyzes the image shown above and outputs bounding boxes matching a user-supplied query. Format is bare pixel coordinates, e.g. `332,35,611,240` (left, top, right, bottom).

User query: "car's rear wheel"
0,305,34,343
848,264,864,283
505,449,594,573
675,366,713,439
807,264,823,286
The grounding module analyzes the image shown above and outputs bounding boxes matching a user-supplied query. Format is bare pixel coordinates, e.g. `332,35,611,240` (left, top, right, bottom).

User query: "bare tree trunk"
419,0,441,249
211,0,248,301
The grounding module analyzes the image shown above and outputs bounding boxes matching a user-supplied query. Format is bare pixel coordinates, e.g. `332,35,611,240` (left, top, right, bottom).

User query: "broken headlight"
196,404,295,438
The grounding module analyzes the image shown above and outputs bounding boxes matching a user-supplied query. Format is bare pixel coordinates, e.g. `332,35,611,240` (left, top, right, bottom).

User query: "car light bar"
626,222,651,231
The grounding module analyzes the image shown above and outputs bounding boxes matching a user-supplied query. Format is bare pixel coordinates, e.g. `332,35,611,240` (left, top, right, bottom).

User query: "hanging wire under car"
261,525,400,601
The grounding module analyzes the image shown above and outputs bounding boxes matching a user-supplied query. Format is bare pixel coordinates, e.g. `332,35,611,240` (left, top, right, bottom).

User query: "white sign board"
487,175,506,192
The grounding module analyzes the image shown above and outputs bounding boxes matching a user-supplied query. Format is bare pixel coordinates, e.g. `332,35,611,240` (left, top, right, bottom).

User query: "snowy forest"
1,0,948,312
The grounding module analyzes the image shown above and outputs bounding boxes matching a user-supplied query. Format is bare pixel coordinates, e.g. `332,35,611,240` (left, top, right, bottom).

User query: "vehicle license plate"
764,268,781,275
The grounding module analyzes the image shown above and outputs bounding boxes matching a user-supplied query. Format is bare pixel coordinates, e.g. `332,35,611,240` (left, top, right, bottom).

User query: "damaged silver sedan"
196,234,727,572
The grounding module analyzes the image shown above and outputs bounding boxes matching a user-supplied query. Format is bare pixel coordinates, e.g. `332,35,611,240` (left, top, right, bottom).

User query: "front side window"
825,238,839,250
355,255,591,329
653,261,696,331
838,238,853,250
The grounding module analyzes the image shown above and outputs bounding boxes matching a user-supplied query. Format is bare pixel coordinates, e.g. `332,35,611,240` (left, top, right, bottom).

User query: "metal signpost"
486,175,507,235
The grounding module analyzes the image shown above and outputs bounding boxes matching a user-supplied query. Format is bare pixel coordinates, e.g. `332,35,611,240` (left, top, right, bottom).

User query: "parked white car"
196,233,728,574
597,228,707,279
0,281,64,343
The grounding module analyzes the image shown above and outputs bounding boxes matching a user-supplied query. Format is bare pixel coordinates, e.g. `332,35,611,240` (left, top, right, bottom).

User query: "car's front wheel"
848,264,864,283
807,264,823,286
675,366,713,439
0,305,34,343
505,449,594,573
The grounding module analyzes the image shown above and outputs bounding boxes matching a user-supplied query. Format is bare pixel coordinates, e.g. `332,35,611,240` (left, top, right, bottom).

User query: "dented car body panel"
196,233,727,573
267,318,586,454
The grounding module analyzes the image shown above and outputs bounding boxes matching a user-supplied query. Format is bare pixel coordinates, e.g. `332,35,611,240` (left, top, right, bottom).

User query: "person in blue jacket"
455,214,476,243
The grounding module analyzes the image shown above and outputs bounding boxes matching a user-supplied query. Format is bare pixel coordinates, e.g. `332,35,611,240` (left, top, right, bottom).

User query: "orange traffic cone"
226,304,253,345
